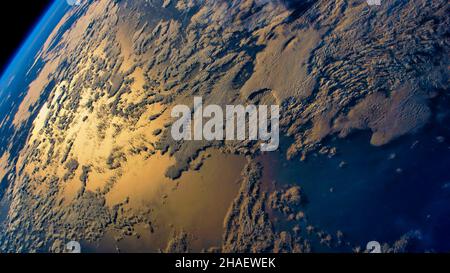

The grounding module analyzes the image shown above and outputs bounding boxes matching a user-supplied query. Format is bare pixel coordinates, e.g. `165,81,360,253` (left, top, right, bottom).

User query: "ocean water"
261,124,450,252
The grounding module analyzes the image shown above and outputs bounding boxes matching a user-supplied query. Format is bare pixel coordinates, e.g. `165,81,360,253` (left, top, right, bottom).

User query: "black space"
0,1,54,75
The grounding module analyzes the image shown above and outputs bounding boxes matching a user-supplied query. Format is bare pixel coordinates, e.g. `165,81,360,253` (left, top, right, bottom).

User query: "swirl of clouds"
66,0,81,6
161,0,316,32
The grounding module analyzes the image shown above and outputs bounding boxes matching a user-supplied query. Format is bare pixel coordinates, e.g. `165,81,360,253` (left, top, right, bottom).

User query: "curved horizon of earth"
0,0,449,253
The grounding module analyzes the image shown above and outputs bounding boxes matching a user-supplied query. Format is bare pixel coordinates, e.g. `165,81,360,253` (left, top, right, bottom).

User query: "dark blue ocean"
262,120,450,252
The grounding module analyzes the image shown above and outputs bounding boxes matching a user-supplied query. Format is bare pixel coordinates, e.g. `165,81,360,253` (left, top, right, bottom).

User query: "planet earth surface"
0,0,449,253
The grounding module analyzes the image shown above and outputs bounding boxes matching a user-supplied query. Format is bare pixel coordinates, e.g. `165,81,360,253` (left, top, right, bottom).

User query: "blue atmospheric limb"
0,0,69,93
